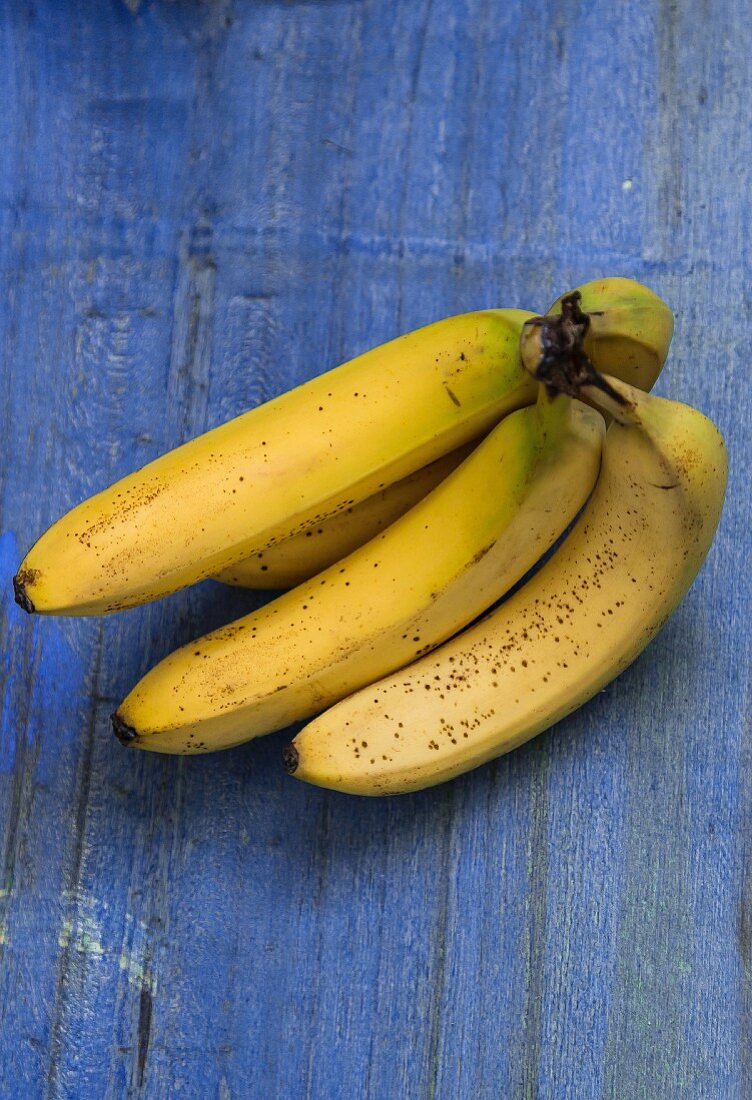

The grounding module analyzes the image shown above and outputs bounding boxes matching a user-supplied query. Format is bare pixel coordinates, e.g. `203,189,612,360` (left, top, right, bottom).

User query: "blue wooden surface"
0,1,749,1096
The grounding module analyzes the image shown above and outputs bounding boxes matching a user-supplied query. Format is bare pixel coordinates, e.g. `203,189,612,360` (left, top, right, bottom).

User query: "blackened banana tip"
112,712,139,746
282,744,299,775
12,574,35,614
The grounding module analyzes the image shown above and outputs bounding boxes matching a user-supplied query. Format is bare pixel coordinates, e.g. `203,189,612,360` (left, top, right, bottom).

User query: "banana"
213,441,476,590
214,276,674,590
14,278,671,616
111,386,605,753
284,370,727,796
14,309,536,615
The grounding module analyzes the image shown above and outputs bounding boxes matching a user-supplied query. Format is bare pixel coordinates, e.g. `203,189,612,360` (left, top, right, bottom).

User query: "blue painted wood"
0,0,749,1096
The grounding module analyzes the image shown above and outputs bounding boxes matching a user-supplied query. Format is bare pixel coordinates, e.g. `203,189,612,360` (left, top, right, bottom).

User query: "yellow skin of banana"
287,377,727,796
14,308,536,615
213,442,476,590
211,275,674,590
113,388,605,753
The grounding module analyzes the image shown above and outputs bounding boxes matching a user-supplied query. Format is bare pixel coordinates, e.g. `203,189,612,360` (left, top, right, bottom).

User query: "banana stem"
579,378,641,426
521,291,635,415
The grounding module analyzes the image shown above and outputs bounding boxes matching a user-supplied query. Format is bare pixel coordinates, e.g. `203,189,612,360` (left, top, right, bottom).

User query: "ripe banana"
214,276,674,590
14,278,671,616
284,372,727,796
14,309,536,615
112,386,605,753
213,441,475,590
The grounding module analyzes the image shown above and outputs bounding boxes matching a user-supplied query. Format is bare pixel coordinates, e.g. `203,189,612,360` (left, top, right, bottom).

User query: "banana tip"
12,573,35,614
112,712,139,746
282,743,299,775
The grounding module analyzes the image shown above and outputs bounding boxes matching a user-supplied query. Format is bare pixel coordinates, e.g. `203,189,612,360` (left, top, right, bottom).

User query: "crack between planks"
136,980,153,1089
738,668,752,1090
126,751,186,1094
395,0,435,335
425,781,456,1100
0,620,45,980
300,795,334,1100
519,744,551,1100
44,625,105,1100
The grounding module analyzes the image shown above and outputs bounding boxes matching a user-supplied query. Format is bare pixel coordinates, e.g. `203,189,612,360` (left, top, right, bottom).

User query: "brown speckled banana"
14,278,671,613
111,384,605,753
14,309,536,614
284,356,727,796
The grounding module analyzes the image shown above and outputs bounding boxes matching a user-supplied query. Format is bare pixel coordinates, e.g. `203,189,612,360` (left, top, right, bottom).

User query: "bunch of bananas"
14,278,727,795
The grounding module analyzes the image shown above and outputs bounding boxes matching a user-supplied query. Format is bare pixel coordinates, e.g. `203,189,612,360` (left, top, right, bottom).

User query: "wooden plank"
0,0,749,1096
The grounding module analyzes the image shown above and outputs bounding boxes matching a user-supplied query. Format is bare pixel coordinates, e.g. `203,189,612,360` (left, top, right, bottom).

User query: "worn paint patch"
57,891,106,958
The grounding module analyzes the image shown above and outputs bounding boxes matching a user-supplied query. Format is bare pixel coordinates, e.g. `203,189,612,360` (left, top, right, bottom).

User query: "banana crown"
546,277,674,392
521,291,648,419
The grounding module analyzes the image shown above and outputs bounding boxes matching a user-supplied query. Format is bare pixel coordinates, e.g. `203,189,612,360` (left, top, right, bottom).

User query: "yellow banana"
14,309,536,615
14,278,671,616
285,370,727,796
213,441,475,590
112,387,605,752
214,276,674,590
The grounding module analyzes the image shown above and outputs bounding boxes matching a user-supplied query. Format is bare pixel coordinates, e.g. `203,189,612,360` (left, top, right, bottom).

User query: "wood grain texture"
0,0,749,1096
